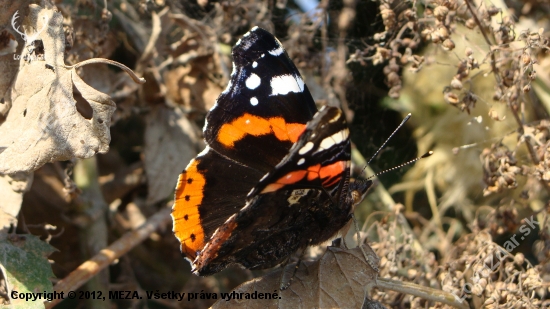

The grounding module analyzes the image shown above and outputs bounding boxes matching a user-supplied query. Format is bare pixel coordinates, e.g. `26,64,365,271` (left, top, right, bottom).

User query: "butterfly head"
349,179,373,206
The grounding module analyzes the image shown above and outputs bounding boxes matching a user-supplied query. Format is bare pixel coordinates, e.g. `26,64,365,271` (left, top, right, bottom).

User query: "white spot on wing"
221,62,236,95
297,158,305,165
252,61,258,68
202,118,209,132
296,76,305,92
246,73,261,90
270,75,305,95
287,189,310,206
314,130,348,154
221,79,233,95
251,26,259,31
250,97,259,106
317,137,335,151
329,109,342,123
269,46,284,56
245,119,250,124
298,142,314,155
197,146,211,157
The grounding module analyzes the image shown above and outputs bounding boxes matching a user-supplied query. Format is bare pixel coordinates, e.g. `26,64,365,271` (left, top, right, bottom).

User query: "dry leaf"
0,1,34,113
144,106,202,205
164,55,224,112
0,5,142,175
212,243,379,309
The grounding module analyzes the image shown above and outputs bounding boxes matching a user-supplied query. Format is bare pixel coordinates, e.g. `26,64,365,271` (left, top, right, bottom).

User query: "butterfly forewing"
204,27,318,173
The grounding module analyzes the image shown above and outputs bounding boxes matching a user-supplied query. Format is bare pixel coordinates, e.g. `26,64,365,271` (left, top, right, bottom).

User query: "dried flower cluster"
370,213,545,308
533,120,550,185
441,231,544,308
481,143,522,196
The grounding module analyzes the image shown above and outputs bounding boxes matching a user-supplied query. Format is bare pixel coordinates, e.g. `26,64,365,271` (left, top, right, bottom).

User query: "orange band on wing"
319,161,345,180
172,159,206,260
320,161,346,187
261,162,346,194
217,113,306,147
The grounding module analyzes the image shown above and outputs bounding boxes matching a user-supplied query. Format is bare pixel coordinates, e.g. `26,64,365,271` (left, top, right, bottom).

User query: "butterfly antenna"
366,151,433,181
367,113,412,165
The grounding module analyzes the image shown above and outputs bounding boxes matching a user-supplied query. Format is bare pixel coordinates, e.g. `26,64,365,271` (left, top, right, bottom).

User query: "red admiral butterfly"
172,27,372,276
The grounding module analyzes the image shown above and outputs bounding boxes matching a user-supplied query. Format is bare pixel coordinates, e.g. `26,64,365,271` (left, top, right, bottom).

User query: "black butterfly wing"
173,27,319,262
193,107,362,275
204,27,318,173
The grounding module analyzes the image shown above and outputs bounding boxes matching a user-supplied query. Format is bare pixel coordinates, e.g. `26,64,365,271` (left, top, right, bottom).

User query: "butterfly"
171,26,372,276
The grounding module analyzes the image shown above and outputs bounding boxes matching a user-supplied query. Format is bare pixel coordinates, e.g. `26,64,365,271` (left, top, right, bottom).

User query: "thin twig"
45,207,172,308
376,277,471,309
464,0,501,85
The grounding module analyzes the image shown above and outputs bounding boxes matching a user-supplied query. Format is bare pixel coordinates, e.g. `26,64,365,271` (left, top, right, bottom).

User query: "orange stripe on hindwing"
217,113,306,147
172,159,206,260
261,161,346,193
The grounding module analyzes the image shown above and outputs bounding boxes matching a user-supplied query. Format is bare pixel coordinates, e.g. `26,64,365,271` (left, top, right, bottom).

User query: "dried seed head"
451,77,463,90
522,53,531,65
403,9,416,21
487,5,501,16
380,8,396,30
434,6,449,21
431,32,441,43
437,25,450,39
465,18,477,29
421,28,433,41
442,38,455,50
444,92,459,105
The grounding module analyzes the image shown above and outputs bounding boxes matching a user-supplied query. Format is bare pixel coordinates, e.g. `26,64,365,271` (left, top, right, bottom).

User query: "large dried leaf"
0,1,33,107
212,243,379,309
0,234,56,309
144,106,202,205
0,5,116,175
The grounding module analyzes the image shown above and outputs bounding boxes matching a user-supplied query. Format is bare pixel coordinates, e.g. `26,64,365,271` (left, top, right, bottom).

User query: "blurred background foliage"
0,0,549,307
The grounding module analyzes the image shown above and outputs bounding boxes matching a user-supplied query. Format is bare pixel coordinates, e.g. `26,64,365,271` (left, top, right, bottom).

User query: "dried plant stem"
510,108,550,193
74,158,109,309
45,207,172,308
375,277,470,309
351,148,427,257
467,0,550,194
464,0,501,85
64,58,146,84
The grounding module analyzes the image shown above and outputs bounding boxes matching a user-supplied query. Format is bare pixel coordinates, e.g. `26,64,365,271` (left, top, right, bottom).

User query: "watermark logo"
450,215,540,303
11,10,49,60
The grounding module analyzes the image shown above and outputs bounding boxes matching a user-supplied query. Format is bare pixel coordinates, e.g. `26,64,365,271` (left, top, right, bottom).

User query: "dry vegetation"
0,0,549,308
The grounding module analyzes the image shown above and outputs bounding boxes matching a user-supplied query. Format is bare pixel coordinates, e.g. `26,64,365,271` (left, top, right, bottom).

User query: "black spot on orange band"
172,159,207,260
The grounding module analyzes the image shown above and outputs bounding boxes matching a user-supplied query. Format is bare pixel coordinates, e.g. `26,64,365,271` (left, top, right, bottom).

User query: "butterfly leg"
279,238,311,290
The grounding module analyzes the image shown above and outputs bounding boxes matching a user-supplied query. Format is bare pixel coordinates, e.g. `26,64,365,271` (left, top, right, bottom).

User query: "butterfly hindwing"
192,106,355,275
172,147,263,260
